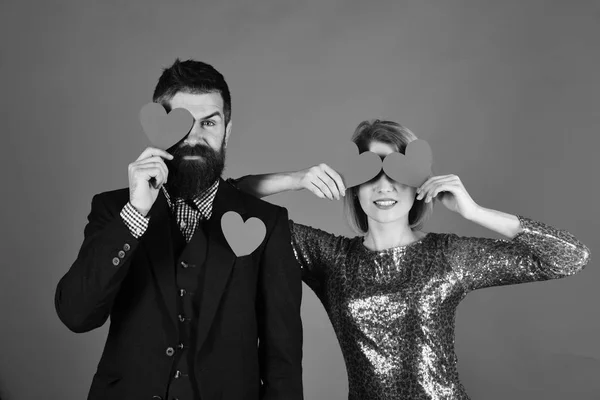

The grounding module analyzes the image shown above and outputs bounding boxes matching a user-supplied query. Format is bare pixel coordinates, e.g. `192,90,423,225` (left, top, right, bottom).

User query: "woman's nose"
375,173,395,192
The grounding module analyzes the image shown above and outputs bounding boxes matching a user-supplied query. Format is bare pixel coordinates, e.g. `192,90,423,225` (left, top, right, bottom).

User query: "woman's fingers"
311,179,334,200
306,185,326,199
428,182,460,202
303,164,346,200
417,175,459,201
319,176,339,200
321,163,346,196
427,180,466,203
417,177,442,200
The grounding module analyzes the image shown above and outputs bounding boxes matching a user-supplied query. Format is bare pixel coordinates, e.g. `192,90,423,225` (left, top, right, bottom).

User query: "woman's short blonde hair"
343,119,433,234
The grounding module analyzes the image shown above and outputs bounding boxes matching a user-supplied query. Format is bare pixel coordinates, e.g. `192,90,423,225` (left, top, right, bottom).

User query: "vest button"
165,347,175,357
112,257,120,266
123,243,131,251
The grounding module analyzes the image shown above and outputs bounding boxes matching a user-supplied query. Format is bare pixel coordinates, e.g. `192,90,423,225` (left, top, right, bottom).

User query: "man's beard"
165,139,226,201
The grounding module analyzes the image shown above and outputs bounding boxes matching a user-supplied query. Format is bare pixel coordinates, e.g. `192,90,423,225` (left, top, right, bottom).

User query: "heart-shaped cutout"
221,211,266,257
331,142,383,188
382,139,432,187
139,103,194,150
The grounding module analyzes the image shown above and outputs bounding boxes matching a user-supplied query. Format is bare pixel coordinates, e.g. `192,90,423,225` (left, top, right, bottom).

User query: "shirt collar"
161,179,220,216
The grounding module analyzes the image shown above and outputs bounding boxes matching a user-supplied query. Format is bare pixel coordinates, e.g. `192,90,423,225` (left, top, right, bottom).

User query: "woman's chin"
368,213,406,225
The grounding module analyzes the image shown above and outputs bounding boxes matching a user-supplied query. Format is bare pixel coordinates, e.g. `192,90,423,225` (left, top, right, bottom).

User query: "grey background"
1,1,599,399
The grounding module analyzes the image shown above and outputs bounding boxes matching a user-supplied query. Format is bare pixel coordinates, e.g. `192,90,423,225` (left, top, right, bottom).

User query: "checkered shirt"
120,180,219,242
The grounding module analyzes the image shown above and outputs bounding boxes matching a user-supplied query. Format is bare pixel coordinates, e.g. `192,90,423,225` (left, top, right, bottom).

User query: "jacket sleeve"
257,207,304,400
55,193,141,333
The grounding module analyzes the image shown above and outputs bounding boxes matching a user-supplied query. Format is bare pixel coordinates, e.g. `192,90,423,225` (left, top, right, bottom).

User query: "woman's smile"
373,198,398,210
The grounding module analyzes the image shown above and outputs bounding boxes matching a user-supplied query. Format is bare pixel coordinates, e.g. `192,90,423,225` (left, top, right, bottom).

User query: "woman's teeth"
374,200,397,206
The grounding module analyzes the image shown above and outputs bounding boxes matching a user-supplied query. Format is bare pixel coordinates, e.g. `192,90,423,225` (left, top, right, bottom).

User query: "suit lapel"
141,190,179,332
196,178,246,351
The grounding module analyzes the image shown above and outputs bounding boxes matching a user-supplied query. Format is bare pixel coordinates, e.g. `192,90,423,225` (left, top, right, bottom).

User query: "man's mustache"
171,144,216,158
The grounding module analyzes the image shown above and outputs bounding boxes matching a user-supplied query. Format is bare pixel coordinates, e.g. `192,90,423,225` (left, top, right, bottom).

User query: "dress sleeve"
445,215,591,292
288,220,348,297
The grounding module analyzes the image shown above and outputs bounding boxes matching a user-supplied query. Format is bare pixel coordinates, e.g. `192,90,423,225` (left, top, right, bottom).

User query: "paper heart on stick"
331,139,432,188
139,103,194,150
382,139,432,188
331,142,382,188
221,211,266,257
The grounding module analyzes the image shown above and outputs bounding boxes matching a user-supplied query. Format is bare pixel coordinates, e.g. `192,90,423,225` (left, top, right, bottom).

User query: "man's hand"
128,147,173,216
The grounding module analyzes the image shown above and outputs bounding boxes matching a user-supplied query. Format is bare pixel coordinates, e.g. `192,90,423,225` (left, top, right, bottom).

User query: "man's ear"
224,120,232,147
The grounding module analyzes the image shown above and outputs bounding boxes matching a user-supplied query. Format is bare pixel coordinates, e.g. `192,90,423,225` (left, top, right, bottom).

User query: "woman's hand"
416,174,480,219
293,164,346,200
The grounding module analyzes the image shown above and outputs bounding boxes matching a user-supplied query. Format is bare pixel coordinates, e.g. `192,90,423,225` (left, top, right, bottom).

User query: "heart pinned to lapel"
382,139,432,187
332,142,382,188
139,103,194,150
221,211,266,257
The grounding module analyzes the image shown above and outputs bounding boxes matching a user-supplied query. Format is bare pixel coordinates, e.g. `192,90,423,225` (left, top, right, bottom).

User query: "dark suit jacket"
55,178,303,400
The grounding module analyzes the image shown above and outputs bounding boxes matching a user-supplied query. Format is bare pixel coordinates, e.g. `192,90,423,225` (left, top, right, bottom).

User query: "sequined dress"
289,216,590,400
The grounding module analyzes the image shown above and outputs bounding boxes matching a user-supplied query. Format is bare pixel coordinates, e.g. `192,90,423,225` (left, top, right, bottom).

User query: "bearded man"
55,59,303,400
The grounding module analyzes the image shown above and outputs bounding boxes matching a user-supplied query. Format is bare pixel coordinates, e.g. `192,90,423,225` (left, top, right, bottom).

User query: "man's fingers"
134,157,169,183
132,156,169,182
133,165,167,186
133,165,164,178
132,161,164,171
136,147,174,162
135,156,168,166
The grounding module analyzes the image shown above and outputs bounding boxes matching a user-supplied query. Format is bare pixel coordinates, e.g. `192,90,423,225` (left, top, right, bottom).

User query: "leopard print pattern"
290,216,590,399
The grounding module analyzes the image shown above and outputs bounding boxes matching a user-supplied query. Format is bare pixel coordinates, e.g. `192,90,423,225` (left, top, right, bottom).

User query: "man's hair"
152,58,231,125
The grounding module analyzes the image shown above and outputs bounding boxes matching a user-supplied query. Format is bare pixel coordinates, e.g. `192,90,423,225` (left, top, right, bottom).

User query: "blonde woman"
228,119,590,400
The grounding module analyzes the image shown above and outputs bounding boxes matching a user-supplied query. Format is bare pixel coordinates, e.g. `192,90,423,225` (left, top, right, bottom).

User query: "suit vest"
165,215,208,400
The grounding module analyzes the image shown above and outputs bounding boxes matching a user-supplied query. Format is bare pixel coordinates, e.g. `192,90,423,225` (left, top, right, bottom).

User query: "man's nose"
184,121,205,146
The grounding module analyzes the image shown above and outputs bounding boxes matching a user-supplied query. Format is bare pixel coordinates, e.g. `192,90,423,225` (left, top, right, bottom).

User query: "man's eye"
201,120,215,127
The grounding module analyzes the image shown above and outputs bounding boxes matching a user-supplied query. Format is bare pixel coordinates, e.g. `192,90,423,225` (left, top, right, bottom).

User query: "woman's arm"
227,168,349,298
445,216,590,291
417,174,523,238
229,172,302,198
465,206,522,239
288,220,349,298
417,174,591,290
229,164,346,200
